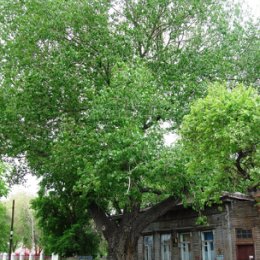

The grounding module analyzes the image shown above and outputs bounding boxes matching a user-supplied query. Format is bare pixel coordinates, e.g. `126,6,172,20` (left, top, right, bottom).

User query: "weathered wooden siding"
137,199,259,260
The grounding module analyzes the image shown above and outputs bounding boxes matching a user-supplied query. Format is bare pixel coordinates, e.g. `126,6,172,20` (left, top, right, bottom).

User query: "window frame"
143,234,154,260
236,228,253,240
179,232,192,260
160,233,172,260
201,230,215,260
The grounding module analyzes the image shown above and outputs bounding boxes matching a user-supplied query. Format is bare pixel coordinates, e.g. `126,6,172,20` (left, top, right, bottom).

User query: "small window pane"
182,233,191,242
161,234,171,242
236,229,252,239
203,231,213,241
144,236,153,245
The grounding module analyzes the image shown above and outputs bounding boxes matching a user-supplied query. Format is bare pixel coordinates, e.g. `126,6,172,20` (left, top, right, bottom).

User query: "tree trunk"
88,196,180,260
107,235,138,260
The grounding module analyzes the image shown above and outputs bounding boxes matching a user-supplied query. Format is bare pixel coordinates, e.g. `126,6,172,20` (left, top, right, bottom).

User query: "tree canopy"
0,0,259,259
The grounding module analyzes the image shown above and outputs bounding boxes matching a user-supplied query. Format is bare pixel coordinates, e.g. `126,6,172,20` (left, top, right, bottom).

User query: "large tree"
0,1,259,259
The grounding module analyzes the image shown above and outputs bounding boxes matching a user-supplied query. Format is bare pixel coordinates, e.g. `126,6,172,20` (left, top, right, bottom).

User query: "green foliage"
0,0,259,255
0,203,9,252
0,1,258,160
0,163,8,197
74,63,171,207
0,164,9,252
181,84,260,208
32,188,101,256
195,215,208,226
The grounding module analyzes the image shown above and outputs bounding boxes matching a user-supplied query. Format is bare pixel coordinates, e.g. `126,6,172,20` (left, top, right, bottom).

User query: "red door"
237,245,255,260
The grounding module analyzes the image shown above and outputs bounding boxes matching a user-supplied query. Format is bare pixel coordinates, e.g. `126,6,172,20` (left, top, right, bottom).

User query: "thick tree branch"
132,195,180,237
235,148,255,179
88,201,118,240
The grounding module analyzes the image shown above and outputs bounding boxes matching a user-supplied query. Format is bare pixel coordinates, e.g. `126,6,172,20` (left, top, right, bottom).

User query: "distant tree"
0,1,259,259
0,164,9,252
4,192,41,252
0,163,7,197
181,85,260,207
0,203,9,252
32,175,101,257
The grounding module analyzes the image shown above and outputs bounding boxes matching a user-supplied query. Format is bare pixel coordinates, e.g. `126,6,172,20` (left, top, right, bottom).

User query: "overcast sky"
6,0,260,198
244,0,260,17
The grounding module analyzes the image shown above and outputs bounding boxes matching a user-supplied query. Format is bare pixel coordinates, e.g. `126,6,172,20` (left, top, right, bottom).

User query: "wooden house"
137,193,260,260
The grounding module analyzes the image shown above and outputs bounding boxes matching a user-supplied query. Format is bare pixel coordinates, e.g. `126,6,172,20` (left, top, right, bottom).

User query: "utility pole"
8,200,15,260
31,212,35,254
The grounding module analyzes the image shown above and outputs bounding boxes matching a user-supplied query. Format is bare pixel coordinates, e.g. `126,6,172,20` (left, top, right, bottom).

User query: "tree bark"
88,196,180,260
106,233,138,260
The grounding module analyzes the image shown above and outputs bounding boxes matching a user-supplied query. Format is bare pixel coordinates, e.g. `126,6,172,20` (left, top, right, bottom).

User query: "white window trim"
179,232,192,260
144,235,153,260
160,233,171,260
201,230,215,260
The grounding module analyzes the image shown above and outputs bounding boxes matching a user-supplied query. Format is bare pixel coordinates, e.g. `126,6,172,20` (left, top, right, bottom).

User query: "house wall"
228,200,260,260
137,200,259,260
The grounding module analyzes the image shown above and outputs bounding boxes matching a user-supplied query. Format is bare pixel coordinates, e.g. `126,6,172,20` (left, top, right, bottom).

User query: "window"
201,231,215,260
236,229,252,239
161,234,171,260
144,235,153,260
179,233,191,260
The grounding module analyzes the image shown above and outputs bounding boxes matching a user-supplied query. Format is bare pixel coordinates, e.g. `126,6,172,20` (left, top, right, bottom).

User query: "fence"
0,253,52,260
0,254,98,260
